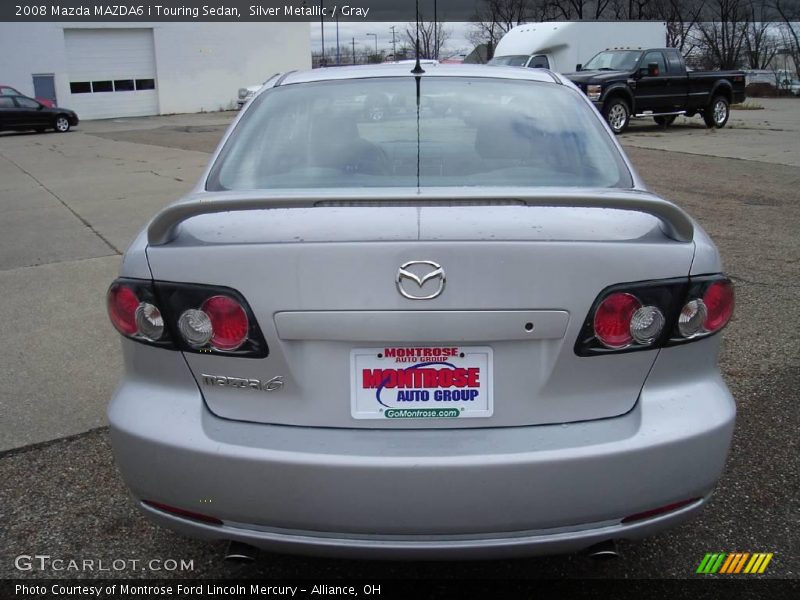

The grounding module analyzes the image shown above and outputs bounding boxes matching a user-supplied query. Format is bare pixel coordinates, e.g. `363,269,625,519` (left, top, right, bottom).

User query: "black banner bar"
2,579,799,600
1,0,792,22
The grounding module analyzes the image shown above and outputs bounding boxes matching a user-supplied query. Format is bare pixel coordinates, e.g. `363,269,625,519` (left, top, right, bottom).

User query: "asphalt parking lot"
1,99,798,580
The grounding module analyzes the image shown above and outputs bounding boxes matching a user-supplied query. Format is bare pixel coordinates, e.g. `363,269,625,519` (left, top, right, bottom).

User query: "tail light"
106,278,268,357
575,275,733,356
593,293,642,349
672,276,734,342
107,280,172,348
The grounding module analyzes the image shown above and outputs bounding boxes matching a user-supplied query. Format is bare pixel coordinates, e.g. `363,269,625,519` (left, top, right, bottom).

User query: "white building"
0,23,311,119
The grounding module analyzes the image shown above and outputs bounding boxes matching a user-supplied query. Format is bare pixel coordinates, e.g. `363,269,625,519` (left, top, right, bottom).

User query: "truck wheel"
654,115,676,127
603,98,630,134
703,96,729,128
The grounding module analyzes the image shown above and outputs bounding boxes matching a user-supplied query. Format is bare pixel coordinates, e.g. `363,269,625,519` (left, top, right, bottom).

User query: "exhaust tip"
586,540,620,560
224,540,259,563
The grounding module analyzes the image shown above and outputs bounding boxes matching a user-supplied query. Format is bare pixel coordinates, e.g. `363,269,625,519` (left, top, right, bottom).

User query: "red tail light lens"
107,284,139,336
703,280,734,332
201,295,249,351
593,292,641,349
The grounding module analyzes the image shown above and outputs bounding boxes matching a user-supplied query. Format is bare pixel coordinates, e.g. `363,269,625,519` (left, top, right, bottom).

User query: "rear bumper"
108,339,735,559
137,496,709,559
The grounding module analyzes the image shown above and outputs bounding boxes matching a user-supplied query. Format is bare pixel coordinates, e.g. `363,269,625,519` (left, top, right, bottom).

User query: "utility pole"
390,25,397,59
434,0,438,60
366,33,377,62
335,14,340,65
351,37,356,65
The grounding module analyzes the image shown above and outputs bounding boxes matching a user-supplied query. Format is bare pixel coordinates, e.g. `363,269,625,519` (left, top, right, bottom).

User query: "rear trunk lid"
146,193,695,428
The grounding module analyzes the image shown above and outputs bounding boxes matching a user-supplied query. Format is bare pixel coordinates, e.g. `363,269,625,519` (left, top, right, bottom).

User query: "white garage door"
64,28,159,120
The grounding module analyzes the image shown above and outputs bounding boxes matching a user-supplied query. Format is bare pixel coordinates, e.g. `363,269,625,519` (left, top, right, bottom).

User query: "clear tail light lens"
678,299,707,337
134,302,164,341
630,305,665,345
178,308,213,347
593,292,641,349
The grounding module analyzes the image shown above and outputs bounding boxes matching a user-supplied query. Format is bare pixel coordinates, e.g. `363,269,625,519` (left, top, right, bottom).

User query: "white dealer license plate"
350,346,493,420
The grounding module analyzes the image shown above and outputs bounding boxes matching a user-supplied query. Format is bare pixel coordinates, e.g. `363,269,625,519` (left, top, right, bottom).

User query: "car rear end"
106,66,735,558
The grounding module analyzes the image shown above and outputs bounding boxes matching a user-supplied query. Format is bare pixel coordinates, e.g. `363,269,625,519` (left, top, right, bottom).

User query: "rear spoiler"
147,189,694,246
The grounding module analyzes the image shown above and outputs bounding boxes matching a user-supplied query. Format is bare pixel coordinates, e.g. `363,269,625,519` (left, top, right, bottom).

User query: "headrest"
310,113,359,144
474,111,542,160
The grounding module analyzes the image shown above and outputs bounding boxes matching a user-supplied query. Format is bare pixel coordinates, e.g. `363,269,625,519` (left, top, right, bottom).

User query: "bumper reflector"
142,500,223,525
621,498,700,524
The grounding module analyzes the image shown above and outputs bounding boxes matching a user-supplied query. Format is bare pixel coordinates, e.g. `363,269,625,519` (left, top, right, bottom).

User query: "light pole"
335,14,340,65
351,38,357,65
366,33,378,62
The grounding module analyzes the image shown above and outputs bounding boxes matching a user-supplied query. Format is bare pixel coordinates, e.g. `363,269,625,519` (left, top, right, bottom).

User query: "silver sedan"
106,64,735,559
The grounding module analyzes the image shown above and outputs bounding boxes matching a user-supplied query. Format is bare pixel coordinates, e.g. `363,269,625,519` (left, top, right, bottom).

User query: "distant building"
0,23,311,119
464,44,490,64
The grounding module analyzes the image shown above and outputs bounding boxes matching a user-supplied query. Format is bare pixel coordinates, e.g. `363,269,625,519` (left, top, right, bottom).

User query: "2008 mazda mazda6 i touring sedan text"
106,64,736,559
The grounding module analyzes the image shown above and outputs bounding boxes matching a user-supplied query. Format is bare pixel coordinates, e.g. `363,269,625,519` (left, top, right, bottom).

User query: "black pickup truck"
566,48,746,134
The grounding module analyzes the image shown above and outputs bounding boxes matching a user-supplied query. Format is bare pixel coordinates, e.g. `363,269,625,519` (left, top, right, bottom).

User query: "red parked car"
0,85,55,108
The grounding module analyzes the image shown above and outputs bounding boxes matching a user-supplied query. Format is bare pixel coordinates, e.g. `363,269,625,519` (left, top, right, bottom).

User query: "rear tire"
703,96,729,128
54,115,71,133
654,115,677,127
603,98,630,134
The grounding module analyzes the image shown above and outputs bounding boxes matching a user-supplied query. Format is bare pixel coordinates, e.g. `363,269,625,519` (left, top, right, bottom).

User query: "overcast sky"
309,21,475,58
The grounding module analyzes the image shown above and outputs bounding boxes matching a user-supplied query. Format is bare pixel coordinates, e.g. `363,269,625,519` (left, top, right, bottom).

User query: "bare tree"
693,0,751,69
593,0,616,17
647,0,706,52
468,0,543,60
775,0,800,77
742,2,780,69
548,0,588,19
405,17,451,60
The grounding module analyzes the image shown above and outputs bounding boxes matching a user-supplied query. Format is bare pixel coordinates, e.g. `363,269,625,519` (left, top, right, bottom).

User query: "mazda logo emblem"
396,261,445,300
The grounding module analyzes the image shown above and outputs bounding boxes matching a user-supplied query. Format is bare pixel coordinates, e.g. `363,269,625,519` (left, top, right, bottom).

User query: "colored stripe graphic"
719,553,737,574
744,553,774,574
697,552,773,574
697,553,727,574
733,553,750,573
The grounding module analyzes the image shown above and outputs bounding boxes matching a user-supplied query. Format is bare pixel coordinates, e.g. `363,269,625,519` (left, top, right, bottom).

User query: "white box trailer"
489,21,667,74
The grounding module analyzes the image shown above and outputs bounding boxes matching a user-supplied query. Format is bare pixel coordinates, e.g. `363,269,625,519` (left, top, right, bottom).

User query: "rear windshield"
207,77,632,191
583,51,643,71
487,55,530,67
